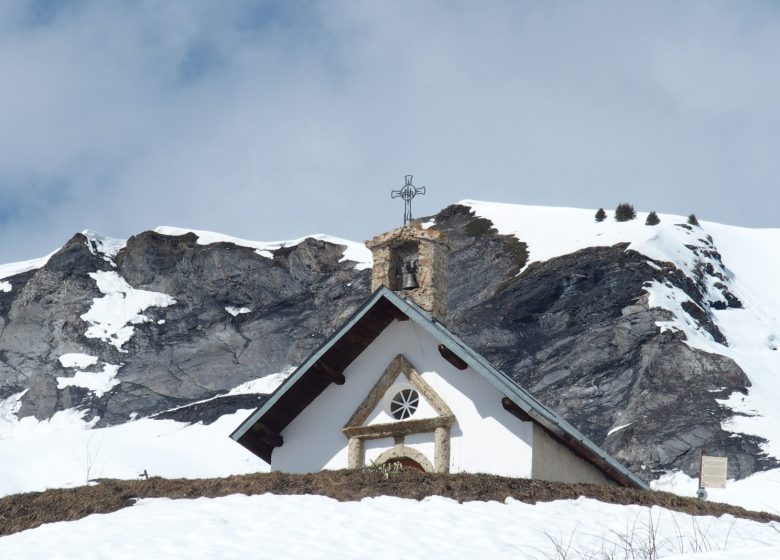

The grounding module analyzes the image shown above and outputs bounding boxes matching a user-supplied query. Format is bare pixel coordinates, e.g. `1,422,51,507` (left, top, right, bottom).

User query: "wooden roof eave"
230,288,397,447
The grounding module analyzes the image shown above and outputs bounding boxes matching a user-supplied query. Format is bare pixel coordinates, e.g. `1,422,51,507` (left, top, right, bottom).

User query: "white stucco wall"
271,319,534,477
531,424,616,486
364,437,396,465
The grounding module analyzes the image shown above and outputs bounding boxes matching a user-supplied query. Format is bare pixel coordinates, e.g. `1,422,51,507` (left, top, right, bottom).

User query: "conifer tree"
688,214,699,226
615,203,636,222
595,208,607,222
646,211,660,225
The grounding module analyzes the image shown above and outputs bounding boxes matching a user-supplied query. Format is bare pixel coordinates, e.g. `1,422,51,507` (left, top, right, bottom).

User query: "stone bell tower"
366,224,449,323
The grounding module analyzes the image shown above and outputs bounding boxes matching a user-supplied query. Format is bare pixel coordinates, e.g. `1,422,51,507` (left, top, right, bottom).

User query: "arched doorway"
383,456,426,472
374,446,434,473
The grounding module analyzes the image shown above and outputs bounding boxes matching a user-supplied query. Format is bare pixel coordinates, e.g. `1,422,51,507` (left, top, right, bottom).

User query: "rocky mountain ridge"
0,204,775,483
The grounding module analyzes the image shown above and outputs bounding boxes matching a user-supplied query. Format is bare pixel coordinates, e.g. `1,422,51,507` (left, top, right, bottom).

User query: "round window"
388,387,419,420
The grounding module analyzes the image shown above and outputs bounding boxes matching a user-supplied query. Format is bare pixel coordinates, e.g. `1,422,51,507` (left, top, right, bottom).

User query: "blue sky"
0,0,779,262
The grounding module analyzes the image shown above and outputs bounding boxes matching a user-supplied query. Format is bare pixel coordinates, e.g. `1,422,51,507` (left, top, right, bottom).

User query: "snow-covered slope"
462,201,780,513
0,372,289,498
2,494,779,559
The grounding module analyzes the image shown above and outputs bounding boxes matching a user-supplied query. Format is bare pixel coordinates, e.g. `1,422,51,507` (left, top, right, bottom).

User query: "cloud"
0,0,778,262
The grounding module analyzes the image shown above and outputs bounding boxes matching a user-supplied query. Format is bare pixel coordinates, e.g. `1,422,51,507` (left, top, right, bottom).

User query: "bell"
401,270,419,290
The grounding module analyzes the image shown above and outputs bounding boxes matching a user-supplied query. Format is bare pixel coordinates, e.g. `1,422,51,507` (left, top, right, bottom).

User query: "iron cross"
391,175,426,225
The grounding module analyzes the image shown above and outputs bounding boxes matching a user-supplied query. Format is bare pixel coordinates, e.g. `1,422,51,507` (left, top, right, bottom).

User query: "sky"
0,0,779,263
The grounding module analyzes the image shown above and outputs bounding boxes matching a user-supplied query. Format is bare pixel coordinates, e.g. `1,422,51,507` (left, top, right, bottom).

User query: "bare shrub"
539,509,738,560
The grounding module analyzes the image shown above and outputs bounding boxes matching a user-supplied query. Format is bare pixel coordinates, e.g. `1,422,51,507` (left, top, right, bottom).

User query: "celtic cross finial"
390,175,426,225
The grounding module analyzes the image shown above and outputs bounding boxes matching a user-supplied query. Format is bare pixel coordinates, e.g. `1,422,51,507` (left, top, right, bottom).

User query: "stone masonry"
365,224,449,323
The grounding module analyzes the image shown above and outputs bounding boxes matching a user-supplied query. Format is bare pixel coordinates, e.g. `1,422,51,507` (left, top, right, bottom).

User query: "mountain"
1,202,779,511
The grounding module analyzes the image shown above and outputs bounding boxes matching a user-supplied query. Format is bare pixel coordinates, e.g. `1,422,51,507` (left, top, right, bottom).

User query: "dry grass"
1,470,777,538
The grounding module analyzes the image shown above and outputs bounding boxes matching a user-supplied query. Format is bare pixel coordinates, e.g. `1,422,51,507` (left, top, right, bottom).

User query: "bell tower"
365,224,449,323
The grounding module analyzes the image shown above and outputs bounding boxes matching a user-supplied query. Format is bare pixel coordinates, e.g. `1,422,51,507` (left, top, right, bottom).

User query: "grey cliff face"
432,206,771,481
1,231,371,425
0,205,773,482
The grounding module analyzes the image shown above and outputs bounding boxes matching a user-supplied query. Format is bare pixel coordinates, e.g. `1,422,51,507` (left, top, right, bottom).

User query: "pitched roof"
230,287,648,490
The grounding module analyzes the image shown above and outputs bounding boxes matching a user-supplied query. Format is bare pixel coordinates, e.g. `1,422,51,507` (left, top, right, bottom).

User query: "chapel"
231,223,646,488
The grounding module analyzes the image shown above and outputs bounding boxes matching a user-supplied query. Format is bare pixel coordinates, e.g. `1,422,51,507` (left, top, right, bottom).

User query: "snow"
82,229,126,266
58,353,99,369
1,494,779,559
154,225,372,270
608,422,633,436
80,270,176,351
0,253,53,280
225,306,251,316
56,363,120,398
464,200,701,274
153,369,293,417
0,280,10,292
0,391,266,498
226,369,293,396
653,470,780,517
0,367,290,498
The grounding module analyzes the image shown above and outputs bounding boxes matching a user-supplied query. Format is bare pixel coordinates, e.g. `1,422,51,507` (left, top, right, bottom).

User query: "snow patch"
0,281,10,292
82,230,126,266
227,368,294,396
644,281,722,351
154,369,294,418
225,306,251,316
57,363,120,398
58,353,99,369
607,422,632,436
154,226,372,270
80,271,176,351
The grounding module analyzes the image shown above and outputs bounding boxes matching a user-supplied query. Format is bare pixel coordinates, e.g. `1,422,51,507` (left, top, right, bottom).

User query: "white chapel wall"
271,319,534,477
531,424,616,486
364,437,396,465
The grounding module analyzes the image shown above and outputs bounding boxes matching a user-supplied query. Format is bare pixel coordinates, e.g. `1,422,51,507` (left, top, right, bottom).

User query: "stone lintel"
342,415,455,440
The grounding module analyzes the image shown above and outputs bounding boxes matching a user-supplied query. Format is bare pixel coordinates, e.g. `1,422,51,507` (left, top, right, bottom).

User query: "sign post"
697,450,728,499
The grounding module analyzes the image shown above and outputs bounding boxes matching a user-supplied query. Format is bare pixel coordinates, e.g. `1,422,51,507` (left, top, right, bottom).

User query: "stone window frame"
342,354,455,473
385,383,420,420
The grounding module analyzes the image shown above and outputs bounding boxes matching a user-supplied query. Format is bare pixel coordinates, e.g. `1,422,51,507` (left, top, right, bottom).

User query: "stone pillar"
347,437,364,469
434,426,451,473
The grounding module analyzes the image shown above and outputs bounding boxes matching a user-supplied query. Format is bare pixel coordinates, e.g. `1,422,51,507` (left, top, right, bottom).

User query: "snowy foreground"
2,494,780,559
